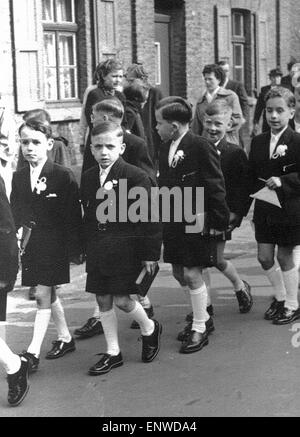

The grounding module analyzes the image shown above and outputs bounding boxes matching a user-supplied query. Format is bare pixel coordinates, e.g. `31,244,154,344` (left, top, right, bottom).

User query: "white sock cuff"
189,284,207,296
266,264,280,275
99,309,116,319
37,308,52,315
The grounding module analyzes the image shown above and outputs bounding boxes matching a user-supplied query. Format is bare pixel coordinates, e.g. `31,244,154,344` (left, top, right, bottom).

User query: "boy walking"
10,119,82,372
81,121,162,375
156,97,230,354
248,86,300,324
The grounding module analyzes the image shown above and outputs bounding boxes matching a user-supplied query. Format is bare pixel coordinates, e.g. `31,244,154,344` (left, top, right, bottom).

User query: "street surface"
1,215,300,417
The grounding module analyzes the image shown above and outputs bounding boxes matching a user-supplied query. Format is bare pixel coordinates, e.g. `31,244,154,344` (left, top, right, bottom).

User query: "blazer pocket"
181,170,198,184
282,163,297,173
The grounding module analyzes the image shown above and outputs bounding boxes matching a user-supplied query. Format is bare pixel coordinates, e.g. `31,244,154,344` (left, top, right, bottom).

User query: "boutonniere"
35,177,47,195
272,144,288,159
171,150,185,168
103,179,118,191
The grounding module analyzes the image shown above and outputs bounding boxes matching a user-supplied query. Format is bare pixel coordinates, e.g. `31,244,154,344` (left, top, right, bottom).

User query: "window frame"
231,10,246,84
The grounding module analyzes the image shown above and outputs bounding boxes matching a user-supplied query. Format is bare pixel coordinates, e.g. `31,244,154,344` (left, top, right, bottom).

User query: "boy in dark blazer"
10,119,82,372
81,121,162,375
74,98,156,339
156,97,230,354
0,174,30,406
248,86,300,324
179,100,252,340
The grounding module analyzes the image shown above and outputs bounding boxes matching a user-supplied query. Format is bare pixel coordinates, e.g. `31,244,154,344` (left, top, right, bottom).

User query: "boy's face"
265,97,295,134
155,109,176,142
103,69,124,91
294,92,300,115
203,112,232,143
19,126,53,166
91,130,125,168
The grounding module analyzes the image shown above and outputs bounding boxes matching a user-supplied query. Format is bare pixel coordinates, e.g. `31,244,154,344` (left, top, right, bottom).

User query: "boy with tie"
248,86,300,324
81,121,162,375
10,119,82,372
156,97,230,354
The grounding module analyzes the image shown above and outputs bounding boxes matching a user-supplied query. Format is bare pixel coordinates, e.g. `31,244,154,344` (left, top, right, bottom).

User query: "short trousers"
86,270,139,295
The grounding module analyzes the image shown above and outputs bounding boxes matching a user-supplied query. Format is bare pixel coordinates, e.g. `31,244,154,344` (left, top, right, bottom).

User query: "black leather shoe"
179,330,209,354
88,352,123,375
185,305,214,322
236,281,253,313
7,358,30,407
142,320,162,363
272,307,300,325
264,298,285,320
74,317,104,338
45,338,76,359
177,317,215,341
130,305,154,329
20,352,39,373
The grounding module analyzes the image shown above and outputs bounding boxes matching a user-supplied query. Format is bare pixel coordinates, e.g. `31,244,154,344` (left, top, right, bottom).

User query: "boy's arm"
191,104,203,136
10,173,23,231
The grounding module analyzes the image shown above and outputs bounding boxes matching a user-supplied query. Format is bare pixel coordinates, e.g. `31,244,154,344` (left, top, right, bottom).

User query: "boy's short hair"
202,64,226,86
156,96,193,124
91,121,123,138
123,81,148,103
19,119,52,139
23,108,51,123
93,98,124,120
204,99,232,118
264,86,296,107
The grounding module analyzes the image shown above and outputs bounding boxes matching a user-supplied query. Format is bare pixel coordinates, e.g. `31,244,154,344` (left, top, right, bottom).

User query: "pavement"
1,214,300,418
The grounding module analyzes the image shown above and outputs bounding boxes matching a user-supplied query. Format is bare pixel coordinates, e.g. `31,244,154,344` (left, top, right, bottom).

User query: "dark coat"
217,138,250,221
253,85,271,133
0,175,18,284
10,160,83,286
141,86,163,161
225,79,249,119
125,100,146,140
80,157,162,276
281,75,294,92
248,126,300,226
158,131,230,231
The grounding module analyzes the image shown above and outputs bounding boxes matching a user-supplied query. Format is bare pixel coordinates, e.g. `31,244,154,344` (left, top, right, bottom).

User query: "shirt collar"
29,158,47,174
171,128,189,146
270,125,288,142
99,162,114,176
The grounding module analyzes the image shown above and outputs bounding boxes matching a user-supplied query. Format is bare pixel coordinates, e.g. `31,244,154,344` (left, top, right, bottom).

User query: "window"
232,11,245,83
42,0,78,101
154,42,161,86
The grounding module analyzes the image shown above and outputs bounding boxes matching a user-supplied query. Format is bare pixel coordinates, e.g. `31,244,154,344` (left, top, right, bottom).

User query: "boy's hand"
227,212,241,231
142,261,157,274
0,280,8,289
209,228,224,236
265,177,282,190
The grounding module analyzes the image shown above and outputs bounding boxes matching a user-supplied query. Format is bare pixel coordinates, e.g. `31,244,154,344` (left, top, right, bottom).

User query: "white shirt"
205,86,221,104
269,126,288,158
168,129,189,167
99,163,114,186
29,159,47,191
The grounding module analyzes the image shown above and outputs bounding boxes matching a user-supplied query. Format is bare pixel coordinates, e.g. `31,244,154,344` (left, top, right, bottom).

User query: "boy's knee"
114,295,132,311
183,268,202,288
96,295,112,312
257,255,273,271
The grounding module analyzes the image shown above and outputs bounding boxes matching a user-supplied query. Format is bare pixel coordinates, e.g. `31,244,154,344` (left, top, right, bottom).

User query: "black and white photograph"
1,0,300,422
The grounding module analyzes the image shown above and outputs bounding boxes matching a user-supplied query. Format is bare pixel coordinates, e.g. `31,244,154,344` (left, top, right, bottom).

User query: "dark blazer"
253,85,271,133
217,138,250,221
0,175,18,283
281,75,294,92
225,79,249,119
125,100,146,140
158,131,230,231
10,160,83,284
141,86,163,161
248,126,300,225
81,157,162,276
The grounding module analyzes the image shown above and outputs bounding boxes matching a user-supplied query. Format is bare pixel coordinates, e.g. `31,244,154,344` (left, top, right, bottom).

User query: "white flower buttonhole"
35,177,47,195
103,180,118,191
171,150,186,168
272,144,287,160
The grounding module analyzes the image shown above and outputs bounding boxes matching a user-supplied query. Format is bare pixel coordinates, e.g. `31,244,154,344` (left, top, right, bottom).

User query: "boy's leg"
21,285,52,371
88,294,123,375
273,246,300,325
215,241,252,313
257,243,286,320
0,338,30,407
130,294,154,329
45,287,75,359
179,267,209,354
115,295,162,363
73,298,103,339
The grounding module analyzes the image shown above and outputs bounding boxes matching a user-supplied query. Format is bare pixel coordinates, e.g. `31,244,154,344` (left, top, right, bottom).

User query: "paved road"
1,216,300,417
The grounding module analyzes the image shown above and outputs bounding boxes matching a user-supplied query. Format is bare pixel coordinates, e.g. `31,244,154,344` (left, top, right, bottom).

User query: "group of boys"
2,81,300,408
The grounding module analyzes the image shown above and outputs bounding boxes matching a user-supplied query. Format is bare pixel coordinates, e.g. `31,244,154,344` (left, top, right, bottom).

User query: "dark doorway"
155,13,170,97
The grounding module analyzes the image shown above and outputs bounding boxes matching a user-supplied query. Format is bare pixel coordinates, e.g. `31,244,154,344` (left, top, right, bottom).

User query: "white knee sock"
265,264,286,301
293,246,300,270
282,267,299,311
92,304,101,320
0,338,21,374
222,261,244,291
100,309,120,356
51,298,72,343
128,301,154,336
27,308,52,357
202,269,212,306
136,294,151,309
190,285,209,333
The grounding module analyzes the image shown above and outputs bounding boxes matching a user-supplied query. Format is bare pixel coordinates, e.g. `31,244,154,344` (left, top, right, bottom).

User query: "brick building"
1,0,300,152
